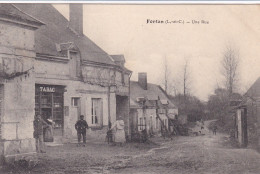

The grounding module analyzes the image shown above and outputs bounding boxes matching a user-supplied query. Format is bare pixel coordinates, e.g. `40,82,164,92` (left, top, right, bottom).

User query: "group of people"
33,114,126,153
74,115,126,146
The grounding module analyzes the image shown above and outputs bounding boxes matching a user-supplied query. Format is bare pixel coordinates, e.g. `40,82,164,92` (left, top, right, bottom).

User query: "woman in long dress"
111,118,126,145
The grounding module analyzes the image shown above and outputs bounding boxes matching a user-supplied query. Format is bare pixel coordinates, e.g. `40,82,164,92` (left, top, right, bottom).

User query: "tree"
169,93,205,122
163,56,169,94
182,59,191,112
162,56,178,95
183,59,189,98
221,46,240,96
207,88,229,123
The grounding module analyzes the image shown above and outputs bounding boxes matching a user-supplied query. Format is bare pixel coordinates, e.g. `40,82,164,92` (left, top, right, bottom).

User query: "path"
115,120,260,174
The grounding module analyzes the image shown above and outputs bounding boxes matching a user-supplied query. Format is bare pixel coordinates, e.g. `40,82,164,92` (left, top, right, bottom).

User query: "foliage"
207,87,242,125
221,46,240,96
169,94,206,122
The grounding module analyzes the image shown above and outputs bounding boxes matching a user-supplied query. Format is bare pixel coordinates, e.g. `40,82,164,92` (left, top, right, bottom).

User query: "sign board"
36,84,65,93
39,86,55,93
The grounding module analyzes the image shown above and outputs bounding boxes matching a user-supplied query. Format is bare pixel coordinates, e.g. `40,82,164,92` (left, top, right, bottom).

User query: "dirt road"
1,120,260,174
116,120,260,174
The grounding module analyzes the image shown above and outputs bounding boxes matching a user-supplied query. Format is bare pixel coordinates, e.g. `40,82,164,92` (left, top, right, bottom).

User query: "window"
71,97,80,107
138,117,146,131
91,98,103,126
121,72,125,85
139,118,143,130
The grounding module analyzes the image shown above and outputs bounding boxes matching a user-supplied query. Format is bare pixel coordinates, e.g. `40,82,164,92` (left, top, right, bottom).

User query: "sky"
53,4,260,101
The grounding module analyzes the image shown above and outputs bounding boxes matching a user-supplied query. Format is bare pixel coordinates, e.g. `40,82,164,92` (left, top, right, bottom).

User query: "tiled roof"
130,81,177,109
0,4,44,26
15,4,115,65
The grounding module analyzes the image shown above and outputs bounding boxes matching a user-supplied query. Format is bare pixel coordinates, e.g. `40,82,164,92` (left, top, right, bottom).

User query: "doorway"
35,84,65,140
116,95,129,120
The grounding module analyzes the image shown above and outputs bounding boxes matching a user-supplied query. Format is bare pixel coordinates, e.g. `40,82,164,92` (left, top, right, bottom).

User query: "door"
35,85,64,140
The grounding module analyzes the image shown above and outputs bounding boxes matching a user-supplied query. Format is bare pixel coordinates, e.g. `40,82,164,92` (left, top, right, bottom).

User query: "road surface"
114,120,260,174
1,120,260,174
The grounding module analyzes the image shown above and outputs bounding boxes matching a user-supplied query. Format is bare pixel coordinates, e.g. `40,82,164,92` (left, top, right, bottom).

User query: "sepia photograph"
0,2,260,173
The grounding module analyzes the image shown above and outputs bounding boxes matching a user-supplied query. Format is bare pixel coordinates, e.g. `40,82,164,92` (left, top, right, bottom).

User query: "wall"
0,22,37,159
35,59,70,78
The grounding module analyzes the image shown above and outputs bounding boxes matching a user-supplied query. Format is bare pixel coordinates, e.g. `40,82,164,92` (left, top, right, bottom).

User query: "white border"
1,1,260,5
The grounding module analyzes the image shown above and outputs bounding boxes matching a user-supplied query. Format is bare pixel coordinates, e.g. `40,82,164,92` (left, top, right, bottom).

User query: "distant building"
0,4,131,162
129,73,178,138
235,77,260,149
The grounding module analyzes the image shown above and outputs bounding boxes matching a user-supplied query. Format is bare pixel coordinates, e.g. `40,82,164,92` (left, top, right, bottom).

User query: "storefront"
35,84,65,139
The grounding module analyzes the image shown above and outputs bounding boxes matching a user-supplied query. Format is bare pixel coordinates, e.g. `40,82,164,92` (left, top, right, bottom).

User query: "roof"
0,4,44,27
130,81,177,109
110,55,131,73
15,4,115,65
110,55,125,63
245,77,260,100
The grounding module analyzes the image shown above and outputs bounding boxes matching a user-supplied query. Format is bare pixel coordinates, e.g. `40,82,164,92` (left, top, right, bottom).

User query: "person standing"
213,125,217,135
111,117,126,146
33,114,49,153
75,115,89,146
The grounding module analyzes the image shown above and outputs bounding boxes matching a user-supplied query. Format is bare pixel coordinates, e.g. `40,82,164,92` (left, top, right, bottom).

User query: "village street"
1,120,260,174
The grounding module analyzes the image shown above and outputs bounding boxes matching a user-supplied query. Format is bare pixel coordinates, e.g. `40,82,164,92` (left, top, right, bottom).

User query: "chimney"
69,4,83,35
138,72,148,90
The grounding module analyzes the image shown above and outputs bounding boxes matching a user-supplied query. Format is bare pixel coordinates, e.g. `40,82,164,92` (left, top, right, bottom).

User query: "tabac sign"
39,86,55,93
36,84,65,93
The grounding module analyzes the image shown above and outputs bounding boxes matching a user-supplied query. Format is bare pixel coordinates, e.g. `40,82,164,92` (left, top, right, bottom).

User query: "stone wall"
0,22,37,161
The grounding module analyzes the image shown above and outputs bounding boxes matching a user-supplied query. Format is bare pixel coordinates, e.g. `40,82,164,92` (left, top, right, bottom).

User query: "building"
235,77,260,150
0,4,45,163
0,4,131,162
129,73,178,138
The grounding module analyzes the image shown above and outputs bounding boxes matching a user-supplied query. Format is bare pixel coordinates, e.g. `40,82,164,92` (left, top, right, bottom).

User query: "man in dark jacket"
75,115,89,145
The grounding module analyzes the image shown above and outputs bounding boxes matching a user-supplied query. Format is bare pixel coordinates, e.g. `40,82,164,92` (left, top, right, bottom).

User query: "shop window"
71,97,80,107
91,98,103,126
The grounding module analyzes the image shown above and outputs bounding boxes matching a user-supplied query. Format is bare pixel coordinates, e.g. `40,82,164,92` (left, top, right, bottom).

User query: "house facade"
129,73,178,138
0,4,131,162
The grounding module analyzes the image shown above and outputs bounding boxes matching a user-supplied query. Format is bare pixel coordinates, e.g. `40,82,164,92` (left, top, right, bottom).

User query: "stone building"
0,4,131,162
129,73,178,138
0,4,44,162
